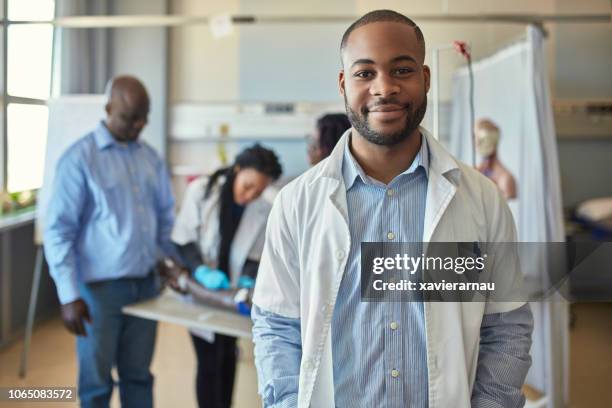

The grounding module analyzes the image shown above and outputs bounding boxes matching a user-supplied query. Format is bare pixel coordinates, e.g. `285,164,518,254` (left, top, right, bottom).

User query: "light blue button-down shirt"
252,132,533,407
44,122,175,304
331,133,429,407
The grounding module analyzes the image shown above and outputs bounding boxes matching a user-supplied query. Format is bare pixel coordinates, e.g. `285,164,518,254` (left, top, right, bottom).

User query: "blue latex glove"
236,302,251,316
193,265,230,290
237,275,255,289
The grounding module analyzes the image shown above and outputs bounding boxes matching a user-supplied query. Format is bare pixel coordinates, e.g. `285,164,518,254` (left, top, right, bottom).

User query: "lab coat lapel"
423,171,456,242
315,129,351,238
422,130,460,242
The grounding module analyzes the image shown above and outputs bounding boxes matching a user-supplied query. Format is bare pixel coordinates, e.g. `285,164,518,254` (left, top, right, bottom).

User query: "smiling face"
339,22,430,146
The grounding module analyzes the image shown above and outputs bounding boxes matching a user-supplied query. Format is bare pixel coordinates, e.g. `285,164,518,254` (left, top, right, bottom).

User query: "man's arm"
43,153,86,305
471,303,533,408
155,158,177,259
43,152,92,335
174,242,204,272
252,305,301,407
472,183,534,407
252,188,302,406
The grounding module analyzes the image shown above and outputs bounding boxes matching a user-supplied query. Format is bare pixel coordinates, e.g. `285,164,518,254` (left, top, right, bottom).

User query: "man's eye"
354,71,373,79
395,68,415,75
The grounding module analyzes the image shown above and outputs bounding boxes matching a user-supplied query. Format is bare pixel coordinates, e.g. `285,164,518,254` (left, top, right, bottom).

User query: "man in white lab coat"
252,9,533,408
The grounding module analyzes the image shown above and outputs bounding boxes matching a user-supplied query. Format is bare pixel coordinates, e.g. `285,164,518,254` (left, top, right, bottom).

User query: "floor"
567,303,612,408
0,303,610,408
0,321,259,408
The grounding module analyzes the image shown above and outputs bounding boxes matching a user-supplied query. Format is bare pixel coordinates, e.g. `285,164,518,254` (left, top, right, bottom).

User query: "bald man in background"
44,75,175,408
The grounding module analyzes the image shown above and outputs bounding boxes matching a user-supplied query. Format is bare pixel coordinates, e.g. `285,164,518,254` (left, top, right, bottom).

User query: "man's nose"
370,73,400,98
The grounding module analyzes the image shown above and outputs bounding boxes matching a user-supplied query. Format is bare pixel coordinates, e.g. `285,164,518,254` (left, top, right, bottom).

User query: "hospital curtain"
448,25,567,408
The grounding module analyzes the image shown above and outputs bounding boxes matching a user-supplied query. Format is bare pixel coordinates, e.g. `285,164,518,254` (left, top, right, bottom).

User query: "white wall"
555,0,612,99
553,0,612,208
237,0,353,102
166,0,611,105
169,0,563,103
170,0,240,102
111,0,169,156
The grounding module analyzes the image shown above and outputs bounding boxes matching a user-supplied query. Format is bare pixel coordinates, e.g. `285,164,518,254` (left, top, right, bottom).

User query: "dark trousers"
77,276,158,408
191,333,237,408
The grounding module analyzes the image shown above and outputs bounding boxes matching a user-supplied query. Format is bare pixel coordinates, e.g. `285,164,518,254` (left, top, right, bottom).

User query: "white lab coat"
253,127,525,408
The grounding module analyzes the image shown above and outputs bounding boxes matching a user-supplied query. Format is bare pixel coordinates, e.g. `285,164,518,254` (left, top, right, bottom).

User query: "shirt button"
391,369,400,378
387,189,394,196
387,232,395,240
336,250,345,260
390,322,398,330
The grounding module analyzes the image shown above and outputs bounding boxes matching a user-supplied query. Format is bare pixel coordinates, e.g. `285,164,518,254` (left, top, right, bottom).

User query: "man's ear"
104,103,111,116
339,70,346,97
423,65,431,94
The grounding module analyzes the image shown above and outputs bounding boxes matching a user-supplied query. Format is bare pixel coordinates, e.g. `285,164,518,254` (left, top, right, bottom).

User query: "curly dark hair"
316,113,351,157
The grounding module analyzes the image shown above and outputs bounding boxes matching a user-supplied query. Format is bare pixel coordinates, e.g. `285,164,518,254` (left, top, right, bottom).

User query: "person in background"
474,118,518,199
44,75,175,408
171,144,282,408
262,113,351,204
307,113,352,165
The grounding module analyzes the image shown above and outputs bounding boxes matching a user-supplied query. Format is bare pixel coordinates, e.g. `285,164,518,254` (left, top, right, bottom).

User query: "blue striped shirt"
44,122,176,304
331,134,429,407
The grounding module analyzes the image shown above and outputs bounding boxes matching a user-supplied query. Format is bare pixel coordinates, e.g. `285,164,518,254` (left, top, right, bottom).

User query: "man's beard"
345,95,427,146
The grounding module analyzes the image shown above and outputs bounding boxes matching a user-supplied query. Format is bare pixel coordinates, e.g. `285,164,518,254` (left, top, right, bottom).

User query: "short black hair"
316,113,351,157
340,9,426,62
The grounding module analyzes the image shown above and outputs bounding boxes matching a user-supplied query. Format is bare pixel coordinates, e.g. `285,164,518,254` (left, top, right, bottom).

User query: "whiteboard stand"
19,245,44,378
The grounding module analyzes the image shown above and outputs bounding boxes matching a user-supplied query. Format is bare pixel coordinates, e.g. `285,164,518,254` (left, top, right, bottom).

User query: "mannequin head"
474,118,500,158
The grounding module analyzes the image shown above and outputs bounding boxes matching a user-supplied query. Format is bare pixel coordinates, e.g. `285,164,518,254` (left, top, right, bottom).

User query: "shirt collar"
94,121,142,150
342,132,430,190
